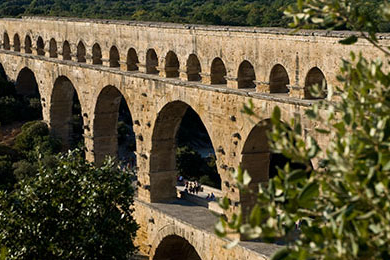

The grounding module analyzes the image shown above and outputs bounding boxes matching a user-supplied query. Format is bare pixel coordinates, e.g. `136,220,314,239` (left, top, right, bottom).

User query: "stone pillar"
288,84,305,98
120,61,127,71
201,72,211,84
137,62,147,73
226,76,238,89
85,53,93,65
179,69,187,81
102,58,110,67
255,81,270,93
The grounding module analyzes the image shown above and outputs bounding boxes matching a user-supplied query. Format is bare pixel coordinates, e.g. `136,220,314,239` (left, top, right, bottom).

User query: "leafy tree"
216,0,390,259
0,149,138,259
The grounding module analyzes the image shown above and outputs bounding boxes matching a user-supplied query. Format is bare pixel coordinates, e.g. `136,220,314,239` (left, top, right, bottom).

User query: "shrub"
0,149,138,259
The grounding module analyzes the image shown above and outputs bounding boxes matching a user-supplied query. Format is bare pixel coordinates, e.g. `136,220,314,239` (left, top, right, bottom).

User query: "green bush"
0,149,138,259
0,156,15,191
14,121,62,155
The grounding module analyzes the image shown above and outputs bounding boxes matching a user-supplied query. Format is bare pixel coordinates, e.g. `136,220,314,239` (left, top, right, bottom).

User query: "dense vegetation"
0,0,389,30
0,76,138,258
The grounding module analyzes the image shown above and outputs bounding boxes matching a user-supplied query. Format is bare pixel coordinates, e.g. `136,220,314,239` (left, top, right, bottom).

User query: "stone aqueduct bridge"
0,17,385,259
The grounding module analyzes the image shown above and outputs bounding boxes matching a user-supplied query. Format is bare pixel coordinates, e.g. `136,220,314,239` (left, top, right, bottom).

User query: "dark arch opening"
153,235,201,260
270,64,290,93
210,58,227,85
164,51,179,78
49,38,57,58
77,41,86,63
37,36,45,56
109,46,120,68
240,120,306,217
126,48,139,71
146,49,159,74
13,34,20,52
0,63,6,80
15,67,40,97
50,76,83,150
186,54,201,81
92,43,102,65
237,60,256,88
305,67,327,99
3,32,10,50
150,101,220,202
24,35,32,54
93,86,136,166
14,67,42,120
62,41,71,60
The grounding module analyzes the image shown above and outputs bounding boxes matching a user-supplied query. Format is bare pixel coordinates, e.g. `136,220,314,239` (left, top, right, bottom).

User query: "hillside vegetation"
0,0,386,30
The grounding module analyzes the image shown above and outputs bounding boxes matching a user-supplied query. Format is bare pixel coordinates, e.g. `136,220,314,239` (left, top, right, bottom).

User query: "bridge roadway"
135,199,281,259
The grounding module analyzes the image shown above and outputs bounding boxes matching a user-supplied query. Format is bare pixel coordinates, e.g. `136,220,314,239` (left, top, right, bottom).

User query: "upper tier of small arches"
1,31,327,100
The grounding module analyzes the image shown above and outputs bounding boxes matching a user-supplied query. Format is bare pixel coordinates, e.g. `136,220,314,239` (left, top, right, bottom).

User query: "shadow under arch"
164,51,179,78
153,235,202,260
305,67,327,99
269,64,290,93
210,57,227,85
186,54,201,81
15,67,40,97
0,62,7,80
24,35,32,54
50,76,82,149
237,60,256,88
36,36,45,56
49,38,58,58
240,119,307,217
3,32,10,50
92,43,102,65
13,33,20,52
150,100,220,202
93,85,135,165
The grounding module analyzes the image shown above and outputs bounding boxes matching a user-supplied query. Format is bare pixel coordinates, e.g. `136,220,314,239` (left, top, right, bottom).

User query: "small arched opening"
210,58,227,85
62,41,71,60
269,64,290,93
77,41,86,63
93,86,136,166
146,49,159,74
50,76,83,150
153,235,202,260
3,32,10,50
164,51,179,78
126,48,139,71
305,67,327,99
237,60,256,89
24,35,32,54
49,38,58,58
13,34,20,52
92,43,102,65
150,101,220,202
186,54,201,81
36,36,45,56
109,46,120,68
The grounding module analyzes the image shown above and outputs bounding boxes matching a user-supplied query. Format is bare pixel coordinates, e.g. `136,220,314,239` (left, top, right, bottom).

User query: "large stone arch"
49,76,82,148
15,67,39,97
149,100,220,202
92,85,134,164
150,225,205,260
304,67,327,99
269,64,290,93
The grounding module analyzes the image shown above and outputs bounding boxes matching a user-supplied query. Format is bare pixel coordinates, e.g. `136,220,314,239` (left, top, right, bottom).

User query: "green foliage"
13,121,61,156
0,149,138,259
216,1,390,259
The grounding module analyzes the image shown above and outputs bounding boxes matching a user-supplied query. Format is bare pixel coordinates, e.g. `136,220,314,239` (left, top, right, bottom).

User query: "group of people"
184,180,202,194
